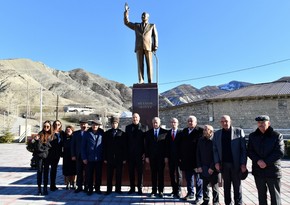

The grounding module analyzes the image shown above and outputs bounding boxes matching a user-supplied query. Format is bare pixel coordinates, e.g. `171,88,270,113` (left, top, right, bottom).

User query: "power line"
159,58,290,86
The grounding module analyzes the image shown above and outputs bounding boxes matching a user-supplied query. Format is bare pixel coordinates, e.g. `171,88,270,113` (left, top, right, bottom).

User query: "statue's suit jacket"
124,16,158,52
212,126,247,170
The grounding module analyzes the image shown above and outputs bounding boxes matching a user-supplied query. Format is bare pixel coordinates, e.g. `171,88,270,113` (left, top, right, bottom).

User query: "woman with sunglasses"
47,120,65,191
33,120,52,195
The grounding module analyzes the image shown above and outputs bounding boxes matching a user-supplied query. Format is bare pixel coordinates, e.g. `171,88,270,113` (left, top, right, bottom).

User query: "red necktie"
172,130,175,141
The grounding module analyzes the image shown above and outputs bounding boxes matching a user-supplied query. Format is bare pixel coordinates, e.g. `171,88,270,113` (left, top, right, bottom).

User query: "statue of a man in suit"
124,3,158,84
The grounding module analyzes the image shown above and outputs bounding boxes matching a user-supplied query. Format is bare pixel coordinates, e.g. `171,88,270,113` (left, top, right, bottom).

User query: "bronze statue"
124,3,158,84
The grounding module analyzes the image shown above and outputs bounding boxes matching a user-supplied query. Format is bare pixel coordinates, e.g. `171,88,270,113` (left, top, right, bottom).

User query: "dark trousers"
76,158,86,189
168,159,182,194
106,161,123,192
86,161,102,192
48,156,60,188
202,176,219,204
222,162,242,205
185,170,203,199
149,157,165,194
254,176,281,205
36,158,49,188
128,157,143,191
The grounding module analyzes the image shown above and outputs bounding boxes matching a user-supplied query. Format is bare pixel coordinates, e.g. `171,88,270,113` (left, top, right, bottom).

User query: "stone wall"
160,96,290,130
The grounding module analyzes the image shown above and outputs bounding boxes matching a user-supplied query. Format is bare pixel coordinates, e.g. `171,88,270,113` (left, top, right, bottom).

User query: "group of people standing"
32,113,284,205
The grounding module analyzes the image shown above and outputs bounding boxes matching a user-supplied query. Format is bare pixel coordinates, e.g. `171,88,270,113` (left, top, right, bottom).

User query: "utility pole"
25,81,29,143
39,87,43,130
56,95,59,120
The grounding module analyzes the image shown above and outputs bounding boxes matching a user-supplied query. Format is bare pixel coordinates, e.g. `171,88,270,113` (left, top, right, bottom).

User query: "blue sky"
1,0,290,92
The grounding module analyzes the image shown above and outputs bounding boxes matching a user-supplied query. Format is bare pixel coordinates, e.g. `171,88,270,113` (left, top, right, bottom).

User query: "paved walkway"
0,144,289,205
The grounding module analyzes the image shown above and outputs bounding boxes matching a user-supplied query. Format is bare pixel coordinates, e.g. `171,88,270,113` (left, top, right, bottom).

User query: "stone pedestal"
132,83,159,129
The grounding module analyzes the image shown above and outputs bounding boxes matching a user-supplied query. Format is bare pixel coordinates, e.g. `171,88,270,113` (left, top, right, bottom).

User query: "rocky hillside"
0,58,132,116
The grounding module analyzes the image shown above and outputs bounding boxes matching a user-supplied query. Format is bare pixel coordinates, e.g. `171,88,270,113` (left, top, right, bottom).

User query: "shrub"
0,130,14,143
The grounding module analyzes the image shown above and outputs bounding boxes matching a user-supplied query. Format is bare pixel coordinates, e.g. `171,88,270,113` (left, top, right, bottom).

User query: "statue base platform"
132,83,159,129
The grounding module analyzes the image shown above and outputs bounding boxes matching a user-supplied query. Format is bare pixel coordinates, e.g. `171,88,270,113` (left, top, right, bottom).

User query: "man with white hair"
177,115,203,203
212,115,247,205
145,117,169,198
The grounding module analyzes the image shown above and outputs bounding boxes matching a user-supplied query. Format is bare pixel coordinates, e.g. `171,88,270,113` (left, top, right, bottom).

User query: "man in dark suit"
213,115,247,205
103,117,127,195
167,117,182,198
71,120,88,193
125,113,148,195
177,115,203,203
145,117,169,198
124,4,158,83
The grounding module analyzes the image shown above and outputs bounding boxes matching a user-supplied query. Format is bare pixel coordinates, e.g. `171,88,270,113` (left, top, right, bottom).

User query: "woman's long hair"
39,120,52,143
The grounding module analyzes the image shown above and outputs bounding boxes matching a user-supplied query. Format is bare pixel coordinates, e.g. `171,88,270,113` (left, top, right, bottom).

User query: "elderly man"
248,115,284,205
177,115,203,203
125,113,148,195
145,117,169,198
124,4,158,83
212,115,247,205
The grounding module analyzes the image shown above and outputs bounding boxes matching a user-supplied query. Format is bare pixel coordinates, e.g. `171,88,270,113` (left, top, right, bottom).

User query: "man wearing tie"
71,120,89,193
124,3,158,84
168,118,182,198
145,117,169,198
178,116,203,203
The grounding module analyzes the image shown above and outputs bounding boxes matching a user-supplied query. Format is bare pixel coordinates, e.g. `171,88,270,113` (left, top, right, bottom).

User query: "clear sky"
1,0,290,92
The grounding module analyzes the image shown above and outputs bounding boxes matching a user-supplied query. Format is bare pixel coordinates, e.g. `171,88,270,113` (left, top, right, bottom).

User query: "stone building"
160,80,290,131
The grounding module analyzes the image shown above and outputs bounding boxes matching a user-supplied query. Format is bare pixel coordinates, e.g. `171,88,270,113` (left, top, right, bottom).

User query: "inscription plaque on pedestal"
132,83,159,129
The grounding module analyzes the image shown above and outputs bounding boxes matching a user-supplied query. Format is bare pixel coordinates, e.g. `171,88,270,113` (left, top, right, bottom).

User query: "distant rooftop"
210,80,290,100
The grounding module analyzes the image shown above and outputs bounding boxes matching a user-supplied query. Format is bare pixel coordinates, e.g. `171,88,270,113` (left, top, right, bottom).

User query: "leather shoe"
159,192,164,198
128,189,135,194
183,194,194,200
95,190,102,194
138,190,143,195
105,191,112,195
74,188,83,193
193,198,202,205
150,192,156,197
87,191,93,196
50,186,58,191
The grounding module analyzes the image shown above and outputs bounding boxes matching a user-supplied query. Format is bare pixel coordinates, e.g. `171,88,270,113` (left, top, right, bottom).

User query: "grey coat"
213,126,247,170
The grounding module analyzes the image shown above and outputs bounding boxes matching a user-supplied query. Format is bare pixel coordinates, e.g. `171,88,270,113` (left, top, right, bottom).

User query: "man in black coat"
196,125,219,205
125,113,148,195
248,115,284,205
103,117,127,195
145,117,169,198
177,115,203,203
167,117,182,198
71,120,88,193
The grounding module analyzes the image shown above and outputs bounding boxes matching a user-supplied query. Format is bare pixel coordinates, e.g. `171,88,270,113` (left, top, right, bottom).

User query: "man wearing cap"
71,120,89,193
81,119,104,195
212,115,247,205
125,113,148,195
103,116,127,195
248,115,284,205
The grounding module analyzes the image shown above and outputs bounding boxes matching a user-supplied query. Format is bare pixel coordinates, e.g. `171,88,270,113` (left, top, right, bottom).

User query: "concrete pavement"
0,143,290,205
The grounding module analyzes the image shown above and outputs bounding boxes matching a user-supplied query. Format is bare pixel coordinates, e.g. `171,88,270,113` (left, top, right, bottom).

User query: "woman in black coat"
33,120,52,195
62,125,77,189
47,120,64,191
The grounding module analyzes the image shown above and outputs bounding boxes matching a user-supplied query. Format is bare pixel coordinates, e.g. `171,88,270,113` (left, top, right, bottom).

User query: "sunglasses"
43,125,50,128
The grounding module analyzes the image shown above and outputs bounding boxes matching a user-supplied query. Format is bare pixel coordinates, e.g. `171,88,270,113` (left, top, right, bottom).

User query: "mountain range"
0,58,254,115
